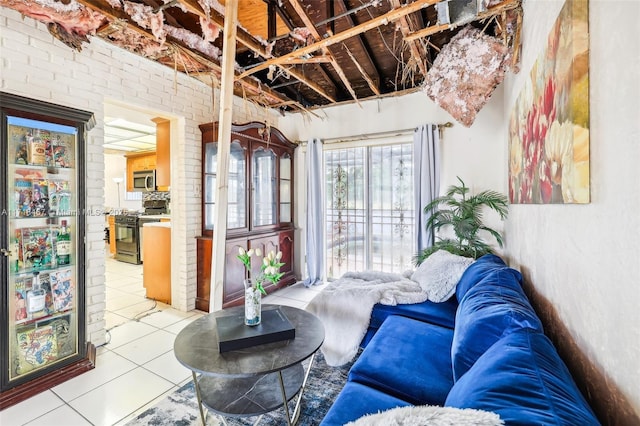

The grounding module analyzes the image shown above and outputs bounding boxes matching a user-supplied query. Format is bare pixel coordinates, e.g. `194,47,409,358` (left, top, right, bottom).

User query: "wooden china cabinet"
196,122,296,311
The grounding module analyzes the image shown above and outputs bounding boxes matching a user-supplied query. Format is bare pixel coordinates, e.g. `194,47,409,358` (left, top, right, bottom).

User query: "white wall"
500,0,640,415
279,89,506,278
0,7,280,345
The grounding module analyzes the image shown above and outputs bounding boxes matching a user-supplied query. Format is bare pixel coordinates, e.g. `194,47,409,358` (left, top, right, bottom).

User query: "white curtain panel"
413,124,441,252
304,138,324,287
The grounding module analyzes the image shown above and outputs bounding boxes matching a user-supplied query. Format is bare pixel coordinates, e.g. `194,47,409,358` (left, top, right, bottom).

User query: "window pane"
324,144,414,279
325,148,366,279
369,144,415,272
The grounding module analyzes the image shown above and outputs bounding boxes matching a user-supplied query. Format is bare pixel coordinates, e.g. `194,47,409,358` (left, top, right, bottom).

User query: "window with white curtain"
325,143,415,279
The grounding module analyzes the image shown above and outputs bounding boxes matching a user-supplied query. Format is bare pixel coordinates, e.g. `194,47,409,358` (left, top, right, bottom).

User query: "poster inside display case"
1,92,95,409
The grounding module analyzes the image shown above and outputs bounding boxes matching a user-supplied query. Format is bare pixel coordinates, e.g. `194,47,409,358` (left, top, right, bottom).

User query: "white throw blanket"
306,271,428,366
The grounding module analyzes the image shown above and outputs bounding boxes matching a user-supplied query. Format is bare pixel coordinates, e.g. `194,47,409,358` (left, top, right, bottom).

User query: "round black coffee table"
174,304,325,425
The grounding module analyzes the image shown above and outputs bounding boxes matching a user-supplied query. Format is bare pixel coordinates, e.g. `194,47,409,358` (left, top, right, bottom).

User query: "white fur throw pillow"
410,250,474,302
346,405,503,426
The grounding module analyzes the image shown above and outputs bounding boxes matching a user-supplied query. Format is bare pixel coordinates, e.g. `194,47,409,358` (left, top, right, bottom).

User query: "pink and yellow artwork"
508,0,589,204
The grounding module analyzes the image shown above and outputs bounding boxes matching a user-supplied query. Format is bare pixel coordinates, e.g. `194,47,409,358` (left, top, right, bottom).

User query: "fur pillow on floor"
346,405,503,426
411,250,474,302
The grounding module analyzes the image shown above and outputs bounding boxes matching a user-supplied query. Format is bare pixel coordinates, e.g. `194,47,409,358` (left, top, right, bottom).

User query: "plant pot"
243,279,261,326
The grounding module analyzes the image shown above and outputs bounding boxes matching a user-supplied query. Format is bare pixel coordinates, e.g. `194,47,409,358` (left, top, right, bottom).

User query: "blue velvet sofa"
321,254,600,425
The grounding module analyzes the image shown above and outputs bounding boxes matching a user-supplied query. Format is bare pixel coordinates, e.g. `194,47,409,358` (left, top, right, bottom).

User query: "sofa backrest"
455,254,510,301
445,329,600,425
451,267,543,380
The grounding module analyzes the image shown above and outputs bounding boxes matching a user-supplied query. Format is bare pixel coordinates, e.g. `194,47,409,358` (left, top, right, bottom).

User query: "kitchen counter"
140,214,171,220
143,222,171,228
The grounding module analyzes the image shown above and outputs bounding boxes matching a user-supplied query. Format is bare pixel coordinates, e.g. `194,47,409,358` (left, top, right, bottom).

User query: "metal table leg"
193,371,207,426
277,353,317,426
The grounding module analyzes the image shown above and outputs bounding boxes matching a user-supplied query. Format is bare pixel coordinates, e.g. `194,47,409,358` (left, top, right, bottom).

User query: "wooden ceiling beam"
282,55,332,64
404,0,521,42
176,0,267,56
176,0,335,103
76,0,292,107
239,0,444,79
391,0,428,76
287,0,359,101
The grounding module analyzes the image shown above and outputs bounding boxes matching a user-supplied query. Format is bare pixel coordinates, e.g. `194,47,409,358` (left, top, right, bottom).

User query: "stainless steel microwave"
132,169,156,192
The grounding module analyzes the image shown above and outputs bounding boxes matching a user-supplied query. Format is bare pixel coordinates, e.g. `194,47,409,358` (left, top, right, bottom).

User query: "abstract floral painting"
508,0,589,204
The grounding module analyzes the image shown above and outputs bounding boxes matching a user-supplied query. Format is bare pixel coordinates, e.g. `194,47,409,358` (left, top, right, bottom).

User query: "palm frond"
414,176,508,263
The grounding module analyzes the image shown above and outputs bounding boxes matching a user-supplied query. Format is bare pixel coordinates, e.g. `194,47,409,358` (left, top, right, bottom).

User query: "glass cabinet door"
203,141,246,231
6,117,79,383
252,147,276,227
280,154,292,223
227,142,247,229
203,142,217,232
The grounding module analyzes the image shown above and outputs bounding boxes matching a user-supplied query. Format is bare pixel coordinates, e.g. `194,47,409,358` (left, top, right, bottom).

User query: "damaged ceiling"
1,0,522,122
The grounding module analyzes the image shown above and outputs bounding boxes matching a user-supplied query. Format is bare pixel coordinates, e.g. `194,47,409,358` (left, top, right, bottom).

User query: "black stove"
114,200,168,264
143,199,168,215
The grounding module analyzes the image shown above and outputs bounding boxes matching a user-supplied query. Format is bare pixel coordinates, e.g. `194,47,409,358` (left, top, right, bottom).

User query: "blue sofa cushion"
455,254,510,301
446,330,600,425
452,268,543,380
349,315,454,406
371,296,458,330
361,298,457,347
320,381,411,426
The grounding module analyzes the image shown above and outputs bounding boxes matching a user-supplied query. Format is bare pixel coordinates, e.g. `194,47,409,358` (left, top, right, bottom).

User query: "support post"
209,0,239,312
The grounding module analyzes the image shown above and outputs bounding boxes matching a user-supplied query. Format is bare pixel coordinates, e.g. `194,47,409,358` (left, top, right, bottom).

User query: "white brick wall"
1,8,280,346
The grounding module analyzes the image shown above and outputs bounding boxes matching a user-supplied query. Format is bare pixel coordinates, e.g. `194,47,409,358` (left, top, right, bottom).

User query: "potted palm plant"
415,177,509,264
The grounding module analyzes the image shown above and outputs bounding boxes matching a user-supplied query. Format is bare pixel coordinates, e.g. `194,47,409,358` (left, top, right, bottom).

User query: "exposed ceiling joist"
175,0,337,105
334,0,381,95
238,0,444,79
390,0,428,77
287,0,359,102
77,0,291,106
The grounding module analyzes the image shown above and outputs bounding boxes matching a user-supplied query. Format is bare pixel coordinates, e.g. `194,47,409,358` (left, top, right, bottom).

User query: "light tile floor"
1,253,324,426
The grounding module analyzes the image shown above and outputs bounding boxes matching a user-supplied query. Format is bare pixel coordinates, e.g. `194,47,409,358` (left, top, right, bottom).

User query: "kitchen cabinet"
196,122,296,311
142,223,171,304
108,215,116,255
0,92,96,409
125,152,156,192
152,118,170,191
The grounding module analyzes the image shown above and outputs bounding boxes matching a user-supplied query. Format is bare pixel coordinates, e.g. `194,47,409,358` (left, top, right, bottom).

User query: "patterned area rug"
126,351,356,426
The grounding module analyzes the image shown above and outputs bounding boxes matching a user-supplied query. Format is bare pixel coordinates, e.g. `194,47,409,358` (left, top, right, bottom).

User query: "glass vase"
243,279,261,326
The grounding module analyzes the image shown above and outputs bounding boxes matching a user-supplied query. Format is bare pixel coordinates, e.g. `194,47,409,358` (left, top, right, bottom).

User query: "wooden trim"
0,343,96,410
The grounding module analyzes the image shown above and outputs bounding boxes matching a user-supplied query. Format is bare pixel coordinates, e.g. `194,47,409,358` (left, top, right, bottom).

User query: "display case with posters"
0,92,96,409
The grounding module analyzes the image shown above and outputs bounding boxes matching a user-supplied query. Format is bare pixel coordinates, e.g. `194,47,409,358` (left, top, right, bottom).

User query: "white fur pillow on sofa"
346,405,503,426
411,250,474,302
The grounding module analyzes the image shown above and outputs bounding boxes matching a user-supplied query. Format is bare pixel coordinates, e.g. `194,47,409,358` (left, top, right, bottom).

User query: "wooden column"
210,0,239,312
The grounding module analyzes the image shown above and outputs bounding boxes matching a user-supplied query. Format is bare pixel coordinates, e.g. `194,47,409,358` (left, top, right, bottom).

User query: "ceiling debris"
1,0,522,118
423,25,509,127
